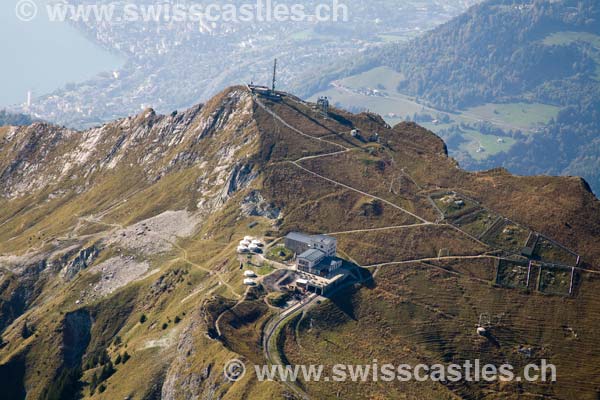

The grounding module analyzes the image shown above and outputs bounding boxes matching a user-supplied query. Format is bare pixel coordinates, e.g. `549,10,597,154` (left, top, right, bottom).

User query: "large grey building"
297,249,342,277
285,232,341,278
284,232,337,257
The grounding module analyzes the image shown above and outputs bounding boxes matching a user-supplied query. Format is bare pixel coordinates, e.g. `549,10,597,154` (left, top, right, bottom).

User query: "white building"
296,248,343,277
284,232,337,257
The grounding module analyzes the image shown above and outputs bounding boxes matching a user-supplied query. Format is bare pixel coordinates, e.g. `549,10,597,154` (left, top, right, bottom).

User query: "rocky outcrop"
0,276,28,334
219,162,258,205
161,313,215,400
0,88,252,200
392,121,448,155
0,258,48,333
88,256,149,297
241,190,281,219
60,245,100,281
0,353,26,400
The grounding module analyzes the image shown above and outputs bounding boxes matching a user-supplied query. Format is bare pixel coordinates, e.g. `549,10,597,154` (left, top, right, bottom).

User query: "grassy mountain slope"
0,86,599,399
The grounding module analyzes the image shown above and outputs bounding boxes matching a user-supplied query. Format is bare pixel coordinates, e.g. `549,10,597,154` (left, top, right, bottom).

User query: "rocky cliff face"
161,310,217,400
63,310,92,368
0,87,255,200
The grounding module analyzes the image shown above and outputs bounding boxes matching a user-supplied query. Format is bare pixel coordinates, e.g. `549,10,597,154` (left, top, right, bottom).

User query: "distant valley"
307,0,600,194
8,0,480,128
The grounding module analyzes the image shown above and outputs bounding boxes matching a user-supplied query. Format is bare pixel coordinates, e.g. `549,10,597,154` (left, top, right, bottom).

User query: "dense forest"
376,0,599,110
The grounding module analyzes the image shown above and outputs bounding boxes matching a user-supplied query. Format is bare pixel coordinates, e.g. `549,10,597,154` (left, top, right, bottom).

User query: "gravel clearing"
106,210,200,255
89,256,150,296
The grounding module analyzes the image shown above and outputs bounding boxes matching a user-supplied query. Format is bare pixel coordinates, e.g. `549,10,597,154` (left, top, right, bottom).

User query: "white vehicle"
237,245,249,253
244,270,257,278
243,278,257,286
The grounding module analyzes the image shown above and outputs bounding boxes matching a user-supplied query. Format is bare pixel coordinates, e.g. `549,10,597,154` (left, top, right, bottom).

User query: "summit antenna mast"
272,58,277,92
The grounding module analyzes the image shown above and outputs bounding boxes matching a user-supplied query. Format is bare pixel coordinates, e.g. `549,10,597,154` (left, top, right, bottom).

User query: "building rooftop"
286,231,313,243
311,234,337,245
286,232,336,245
297,272,345,288
298,248,326,263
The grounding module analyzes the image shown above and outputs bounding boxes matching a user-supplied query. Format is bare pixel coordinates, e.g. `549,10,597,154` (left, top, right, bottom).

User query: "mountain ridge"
1,85,599,399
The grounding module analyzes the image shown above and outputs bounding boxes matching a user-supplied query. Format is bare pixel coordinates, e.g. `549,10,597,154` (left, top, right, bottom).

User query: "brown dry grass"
283,263,600,399
335,225,488,266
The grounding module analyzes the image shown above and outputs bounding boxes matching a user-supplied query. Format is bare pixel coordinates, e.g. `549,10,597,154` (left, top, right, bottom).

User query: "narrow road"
294,148,353,163
444,222,492,249
172,241,242,300
260,271,372,400
214,286,252,337
262,294,319,400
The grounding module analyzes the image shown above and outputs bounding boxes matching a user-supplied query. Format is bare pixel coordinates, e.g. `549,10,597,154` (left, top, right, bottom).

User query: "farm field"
453,209,499,238
534,237,579,266
481,220,531,254
538,265,573,296
336,66,406,92
496,259,529,290
463,102,560,132
457,129,517,160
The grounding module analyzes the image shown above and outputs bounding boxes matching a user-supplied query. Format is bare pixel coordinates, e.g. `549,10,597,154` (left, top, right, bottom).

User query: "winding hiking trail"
290,160,431,224
362,254,501,268
251,91,510,251
254,93,436,225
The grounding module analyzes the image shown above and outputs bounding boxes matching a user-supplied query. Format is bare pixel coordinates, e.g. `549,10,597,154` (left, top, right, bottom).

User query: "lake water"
0,0,124,108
